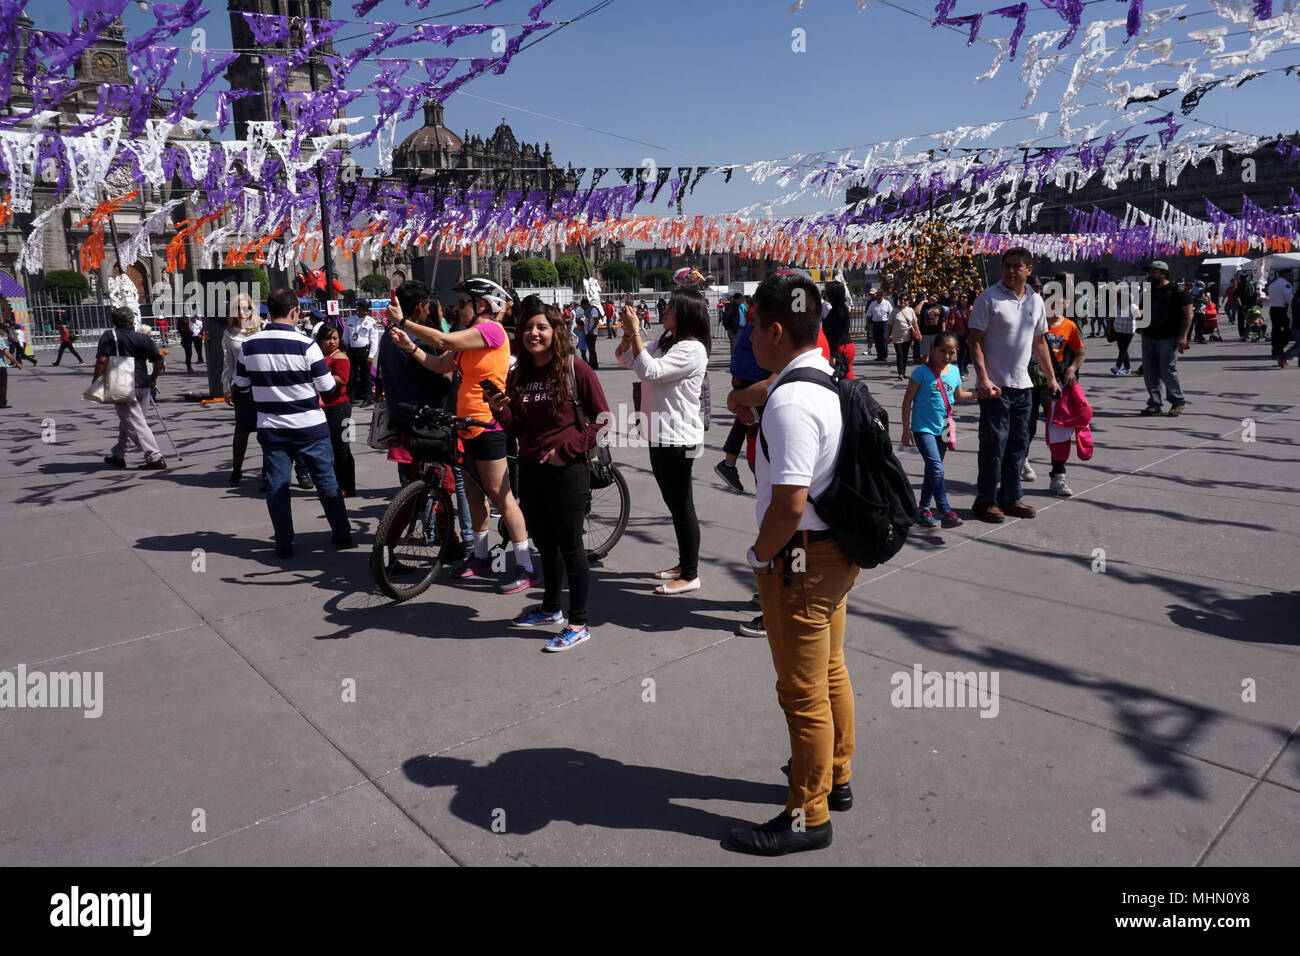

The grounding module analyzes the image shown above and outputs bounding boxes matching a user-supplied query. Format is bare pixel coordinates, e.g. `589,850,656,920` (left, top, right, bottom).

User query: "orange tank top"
454,320,510,439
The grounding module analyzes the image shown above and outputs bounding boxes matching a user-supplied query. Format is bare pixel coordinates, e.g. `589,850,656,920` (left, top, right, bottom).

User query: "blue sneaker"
543,625,590,652
919,509,939,529
513,606,565,628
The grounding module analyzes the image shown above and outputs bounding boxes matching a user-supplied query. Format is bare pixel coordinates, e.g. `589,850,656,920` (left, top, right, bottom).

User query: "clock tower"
225,0,341,142
75,16,129,104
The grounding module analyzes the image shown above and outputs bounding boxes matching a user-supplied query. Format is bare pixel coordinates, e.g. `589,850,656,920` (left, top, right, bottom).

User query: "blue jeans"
262,434,351,547
1140,336,1185,408
976,387,1031,508
912,431,950,513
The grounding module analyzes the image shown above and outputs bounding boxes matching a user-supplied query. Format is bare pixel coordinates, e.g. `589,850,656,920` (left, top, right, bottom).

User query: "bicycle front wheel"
584,465,630,561
371,479,454,601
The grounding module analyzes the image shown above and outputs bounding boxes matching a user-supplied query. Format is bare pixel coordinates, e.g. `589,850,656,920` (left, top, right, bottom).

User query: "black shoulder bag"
567,354,615,488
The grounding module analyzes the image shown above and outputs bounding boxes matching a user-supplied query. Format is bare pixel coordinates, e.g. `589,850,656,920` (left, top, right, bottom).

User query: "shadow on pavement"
402,747,786,840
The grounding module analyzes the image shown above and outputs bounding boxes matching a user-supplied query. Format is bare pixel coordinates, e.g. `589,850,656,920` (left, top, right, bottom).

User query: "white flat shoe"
655,578,701,596
651,568,682,580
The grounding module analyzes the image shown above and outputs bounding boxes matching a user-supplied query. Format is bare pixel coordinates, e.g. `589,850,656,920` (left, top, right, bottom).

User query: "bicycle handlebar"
397,401,495,431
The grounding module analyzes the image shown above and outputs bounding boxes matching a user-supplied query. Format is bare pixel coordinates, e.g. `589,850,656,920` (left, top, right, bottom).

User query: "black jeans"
180,336,195,367
955,334,969,376
323,402,356,494
346,347,371,402
586,334,599,369
518,457,591,625
723,377,757,458
53,341,83,364
649,444,700,580
872,322,888,360
0,365,7,405
1113,332,1133,370
1270,308,1291,357
894,341,909,378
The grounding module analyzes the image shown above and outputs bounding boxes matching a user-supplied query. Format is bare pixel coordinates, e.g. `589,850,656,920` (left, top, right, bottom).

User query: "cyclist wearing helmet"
389,277,538,594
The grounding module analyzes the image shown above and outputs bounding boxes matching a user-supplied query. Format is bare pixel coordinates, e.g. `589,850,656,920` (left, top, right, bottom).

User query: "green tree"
599,260,639,292
44,270,90,303
510,258,559,287
358,272,390,297
642,267,674,291
555,254,586,288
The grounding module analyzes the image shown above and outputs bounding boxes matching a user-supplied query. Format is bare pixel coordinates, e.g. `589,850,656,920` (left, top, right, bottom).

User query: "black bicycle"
371,405,631,601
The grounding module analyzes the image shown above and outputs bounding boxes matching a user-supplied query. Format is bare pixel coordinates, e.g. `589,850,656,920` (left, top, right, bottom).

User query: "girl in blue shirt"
901,332,976,529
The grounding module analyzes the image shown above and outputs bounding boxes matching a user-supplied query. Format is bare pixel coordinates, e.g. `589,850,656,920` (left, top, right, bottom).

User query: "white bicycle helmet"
454,277,510,314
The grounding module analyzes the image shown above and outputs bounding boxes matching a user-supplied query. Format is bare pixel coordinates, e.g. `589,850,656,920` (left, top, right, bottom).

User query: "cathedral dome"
395,101,463,167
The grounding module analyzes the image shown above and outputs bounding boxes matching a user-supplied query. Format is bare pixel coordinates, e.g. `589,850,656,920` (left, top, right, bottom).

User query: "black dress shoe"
103,455,127,468
274,545,295,559
728,812,832,856
780,760,853,811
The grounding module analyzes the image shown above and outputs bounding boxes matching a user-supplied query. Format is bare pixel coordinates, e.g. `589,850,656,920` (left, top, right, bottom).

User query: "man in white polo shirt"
968,247,1060,523
867,288,893,362
728,271,856,857
1267,269,1294,361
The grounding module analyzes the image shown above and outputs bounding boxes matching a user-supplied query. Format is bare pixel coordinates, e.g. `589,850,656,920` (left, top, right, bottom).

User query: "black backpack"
760,367,917,568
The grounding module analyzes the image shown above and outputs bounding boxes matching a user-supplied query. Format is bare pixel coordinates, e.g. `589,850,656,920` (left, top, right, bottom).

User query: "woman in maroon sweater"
489,297,609,652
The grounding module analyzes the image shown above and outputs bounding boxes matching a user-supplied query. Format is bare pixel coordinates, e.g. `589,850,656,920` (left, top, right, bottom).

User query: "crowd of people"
11,248,1292,856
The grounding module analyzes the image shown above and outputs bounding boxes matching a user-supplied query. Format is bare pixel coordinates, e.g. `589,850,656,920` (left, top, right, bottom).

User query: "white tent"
1252,252,1300,275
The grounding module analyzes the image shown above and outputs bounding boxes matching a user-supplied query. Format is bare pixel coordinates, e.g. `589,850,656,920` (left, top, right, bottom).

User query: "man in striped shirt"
233,289,353,558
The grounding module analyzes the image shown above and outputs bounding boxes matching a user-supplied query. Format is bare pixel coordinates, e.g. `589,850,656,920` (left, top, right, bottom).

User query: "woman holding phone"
388,277,537,595
616,289,709,595
488,297,609,651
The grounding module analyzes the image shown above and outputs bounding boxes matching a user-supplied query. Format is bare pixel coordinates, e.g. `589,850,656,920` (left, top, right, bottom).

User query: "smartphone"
479,378,502,399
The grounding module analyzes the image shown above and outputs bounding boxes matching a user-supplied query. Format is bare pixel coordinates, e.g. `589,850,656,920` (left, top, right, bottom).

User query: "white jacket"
618,337,707,447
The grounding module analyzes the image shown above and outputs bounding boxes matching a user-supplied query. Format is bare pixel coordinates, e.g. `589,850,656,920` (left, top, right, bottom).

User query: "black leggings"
323,402,356,494
895,341,910,378
649,444,700,580
1113,332,1133,370
518,457,591,625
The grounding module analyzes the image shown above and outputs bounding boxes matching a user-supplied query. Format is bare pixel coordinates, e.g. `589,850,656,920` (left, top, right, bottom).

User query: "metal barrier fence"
18,294,204,351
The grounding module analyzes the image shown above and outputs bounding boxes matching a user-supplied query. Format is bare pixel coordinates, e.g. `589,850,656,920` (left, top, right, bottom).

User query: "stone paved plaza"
0,338,1296,866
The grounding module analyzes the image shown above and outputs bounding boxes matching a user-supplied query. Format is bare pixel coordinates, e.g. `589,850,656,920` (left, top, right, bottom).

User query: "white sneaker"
1021,462,1036,482
1050,475,1073,497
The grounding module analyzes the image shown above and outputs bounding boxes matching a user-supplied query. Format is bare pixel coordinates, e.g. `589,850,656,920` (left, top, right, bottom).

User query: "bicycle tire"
371,479,454,601
584,464,630,561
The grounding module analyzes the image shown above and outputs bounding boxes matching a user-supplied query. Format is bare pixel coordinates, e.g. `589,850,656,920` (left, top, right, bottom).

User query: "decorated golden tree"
878,219,984,302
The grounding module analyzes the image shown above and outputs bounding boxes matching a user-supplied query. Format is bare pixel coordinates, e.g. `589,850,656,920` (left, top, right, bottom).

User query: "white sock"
473,531,491,560
512,540,534,573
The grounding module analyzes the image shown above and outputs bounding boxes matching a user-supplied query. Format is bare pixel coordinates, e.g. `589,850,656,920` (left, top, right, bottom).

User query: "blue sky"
47,1,1300,217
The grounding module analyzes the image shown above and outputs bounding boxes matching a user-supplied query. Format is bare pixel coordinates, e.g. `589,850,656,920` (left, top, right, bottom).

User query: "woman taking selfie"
389,277,536,595
488,297,610,651
616,290,709,595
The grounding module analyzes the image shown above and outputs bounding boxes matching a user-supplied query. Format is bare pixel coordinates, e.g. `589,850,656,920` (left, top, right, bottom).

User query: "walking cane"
149,394,183,461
